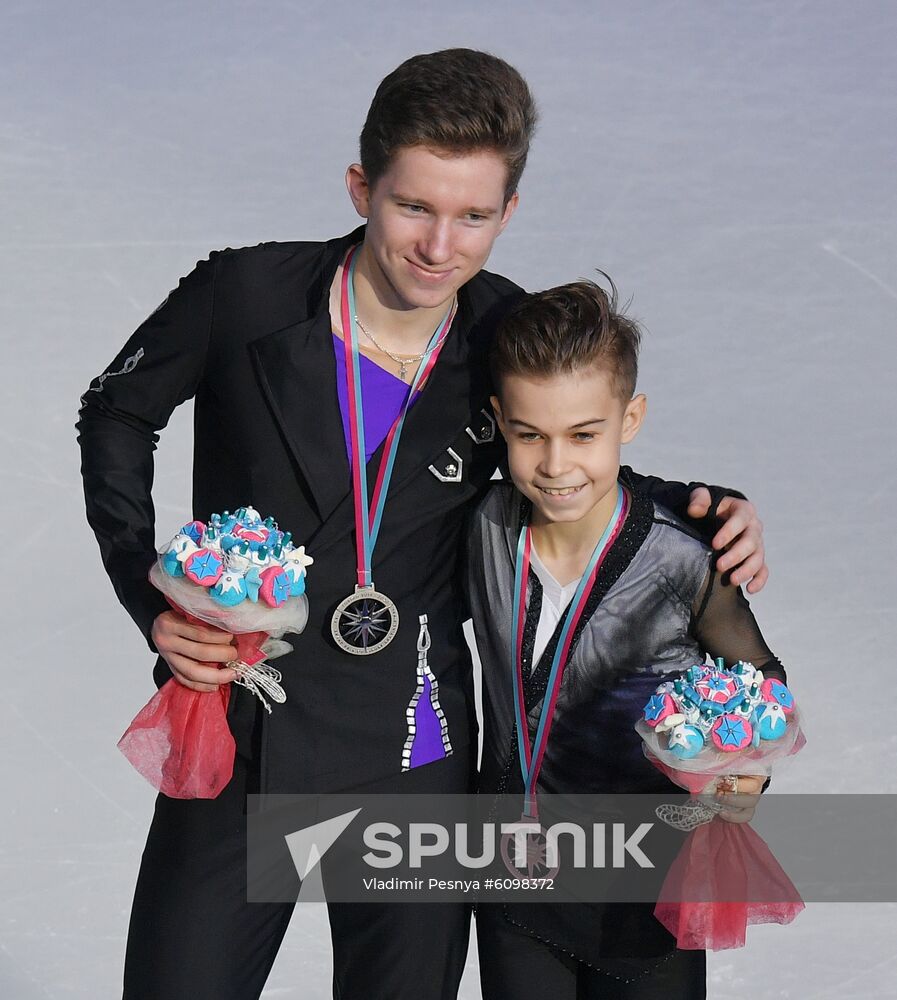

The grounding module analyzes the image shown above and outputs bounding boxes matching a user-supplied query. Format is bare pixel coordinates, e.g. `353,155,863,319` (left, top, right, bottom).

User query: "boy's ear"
489,395,507,436
621,394,647,444
346,163,371,218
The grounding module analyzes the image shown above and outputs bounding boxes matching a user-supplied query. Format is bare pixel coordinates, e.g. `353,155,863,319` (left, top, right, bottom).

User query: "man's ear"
498,191,519,234
345,163,371,218
621,393,647,444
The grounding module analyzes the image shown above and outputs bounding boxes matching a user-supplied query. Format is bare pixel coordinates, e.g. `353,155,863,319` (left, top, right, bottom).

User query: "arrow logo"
284,808,362,884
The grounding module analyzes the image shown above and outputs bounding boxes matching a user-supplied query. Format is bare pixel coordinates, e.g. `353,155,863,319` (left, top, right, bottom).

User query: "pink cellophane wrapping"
641,709,806,949
653,803,805,949
117,558,308,799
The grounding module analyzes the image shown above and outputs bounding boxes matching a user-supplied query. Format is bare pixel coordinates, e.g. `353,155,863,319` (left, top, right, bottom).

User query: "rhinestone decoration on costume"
86,346,145,394
401,615,453,770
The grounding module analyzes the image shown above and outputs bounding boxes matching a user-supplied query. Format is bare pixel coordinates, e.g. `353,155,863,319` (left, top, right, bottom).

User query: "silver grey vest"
467,482,712,796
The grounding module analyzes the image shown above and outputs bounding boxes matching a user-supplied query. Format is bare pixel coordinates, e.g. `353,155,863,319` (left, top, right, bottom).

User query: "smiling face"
492,366,646,533
346,145,518,313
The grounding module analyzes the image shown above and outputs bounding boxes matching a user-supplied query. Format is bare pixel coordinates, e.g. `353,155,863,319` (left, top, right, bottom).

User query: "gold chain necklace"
354,315,452,381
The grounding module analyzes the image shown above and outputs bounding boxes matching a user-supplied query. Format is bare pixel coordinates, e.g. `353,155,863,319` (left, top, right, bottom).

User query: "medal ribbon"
510,485,630,818
340,244,455,588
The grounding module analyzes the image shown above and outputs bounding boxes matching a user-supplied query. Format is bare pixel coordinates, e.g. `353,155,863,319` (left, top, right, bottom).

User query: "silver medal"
499,822,560,879
331,585,399,655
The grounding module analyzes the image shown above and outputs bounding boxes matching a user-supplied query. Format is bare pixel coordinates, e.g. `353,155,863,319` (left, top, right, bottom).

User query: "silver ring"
719,774,738,795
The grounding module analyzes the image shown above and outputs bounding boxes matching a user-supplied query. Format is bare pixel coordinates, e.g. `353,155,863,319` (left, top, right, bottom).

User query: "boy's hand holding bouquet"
636,658,806,949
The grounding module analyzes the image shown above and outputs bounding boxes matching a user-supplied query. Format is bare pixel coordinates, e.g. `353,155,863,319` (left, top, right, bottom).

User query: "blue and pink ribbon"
510,485,630,818
339,245,454,588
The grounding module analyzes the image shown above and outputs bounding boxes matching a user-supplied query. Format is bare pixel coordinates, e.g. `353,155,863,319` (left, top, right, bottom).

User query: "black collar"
249,228,501,546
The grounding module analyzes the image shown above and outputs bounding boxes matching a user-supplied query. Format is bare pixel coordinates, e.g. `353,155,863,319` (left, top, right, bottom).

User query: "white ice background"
1,1,895,997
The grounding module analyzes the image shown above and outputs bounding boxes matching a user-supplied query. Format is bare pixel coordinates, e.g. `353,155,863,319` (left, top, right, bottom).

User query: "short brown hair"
490,277,642,401
360,49,538,204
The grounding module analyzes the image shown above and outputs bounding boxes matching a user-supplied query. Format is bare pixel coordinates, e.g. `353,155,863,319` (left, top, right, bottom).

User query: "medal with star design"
332,585,400,655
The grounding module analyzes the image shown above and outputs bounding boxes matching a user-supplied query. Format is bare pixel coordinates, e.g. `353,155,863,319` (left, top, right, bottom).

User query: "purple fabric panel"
333,335,411,465
409,673,447,768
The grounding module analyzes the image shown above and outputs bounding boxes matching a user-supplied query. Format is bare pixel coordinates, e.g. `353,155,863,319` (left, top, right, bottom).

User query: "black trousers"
123,749,473,1000
475,905,706,1000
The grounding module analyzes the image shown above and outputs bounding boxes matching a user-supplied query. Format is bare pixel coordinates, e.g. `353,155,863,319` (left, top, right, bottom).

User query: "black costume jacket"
77,227,731,795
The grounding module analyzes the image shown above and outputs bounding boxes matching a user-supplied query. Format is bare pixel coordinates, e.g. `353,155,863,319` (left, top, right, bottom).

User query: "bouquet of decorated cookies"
118,506,312,799
637,658,803,793
635,659,806,950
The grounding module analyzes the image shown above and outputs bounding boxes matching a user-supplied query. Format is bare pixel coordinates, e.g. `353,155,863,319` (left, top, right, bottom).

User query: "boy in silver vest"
467,278,786,999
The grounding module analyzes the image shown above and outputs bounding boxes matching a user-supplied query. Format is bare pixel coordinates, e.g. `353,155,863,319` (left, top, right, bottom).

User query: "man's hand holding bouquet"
118,506,312,799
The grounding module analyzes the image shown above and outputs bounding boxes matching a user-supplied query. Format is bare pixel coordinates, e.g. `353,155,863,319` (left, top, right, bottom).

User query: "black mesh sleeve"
692,571,786,790
691,570,785,684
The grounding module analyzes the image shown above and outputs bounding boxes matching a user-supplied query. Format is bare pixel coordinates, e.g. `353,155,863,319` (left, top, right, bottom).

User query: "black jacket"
77,227,727,794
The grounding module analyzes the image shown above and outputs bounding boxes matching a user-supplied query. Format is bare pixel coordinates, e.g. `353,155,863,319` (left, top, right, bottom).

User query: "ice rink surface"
1,1,895,996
